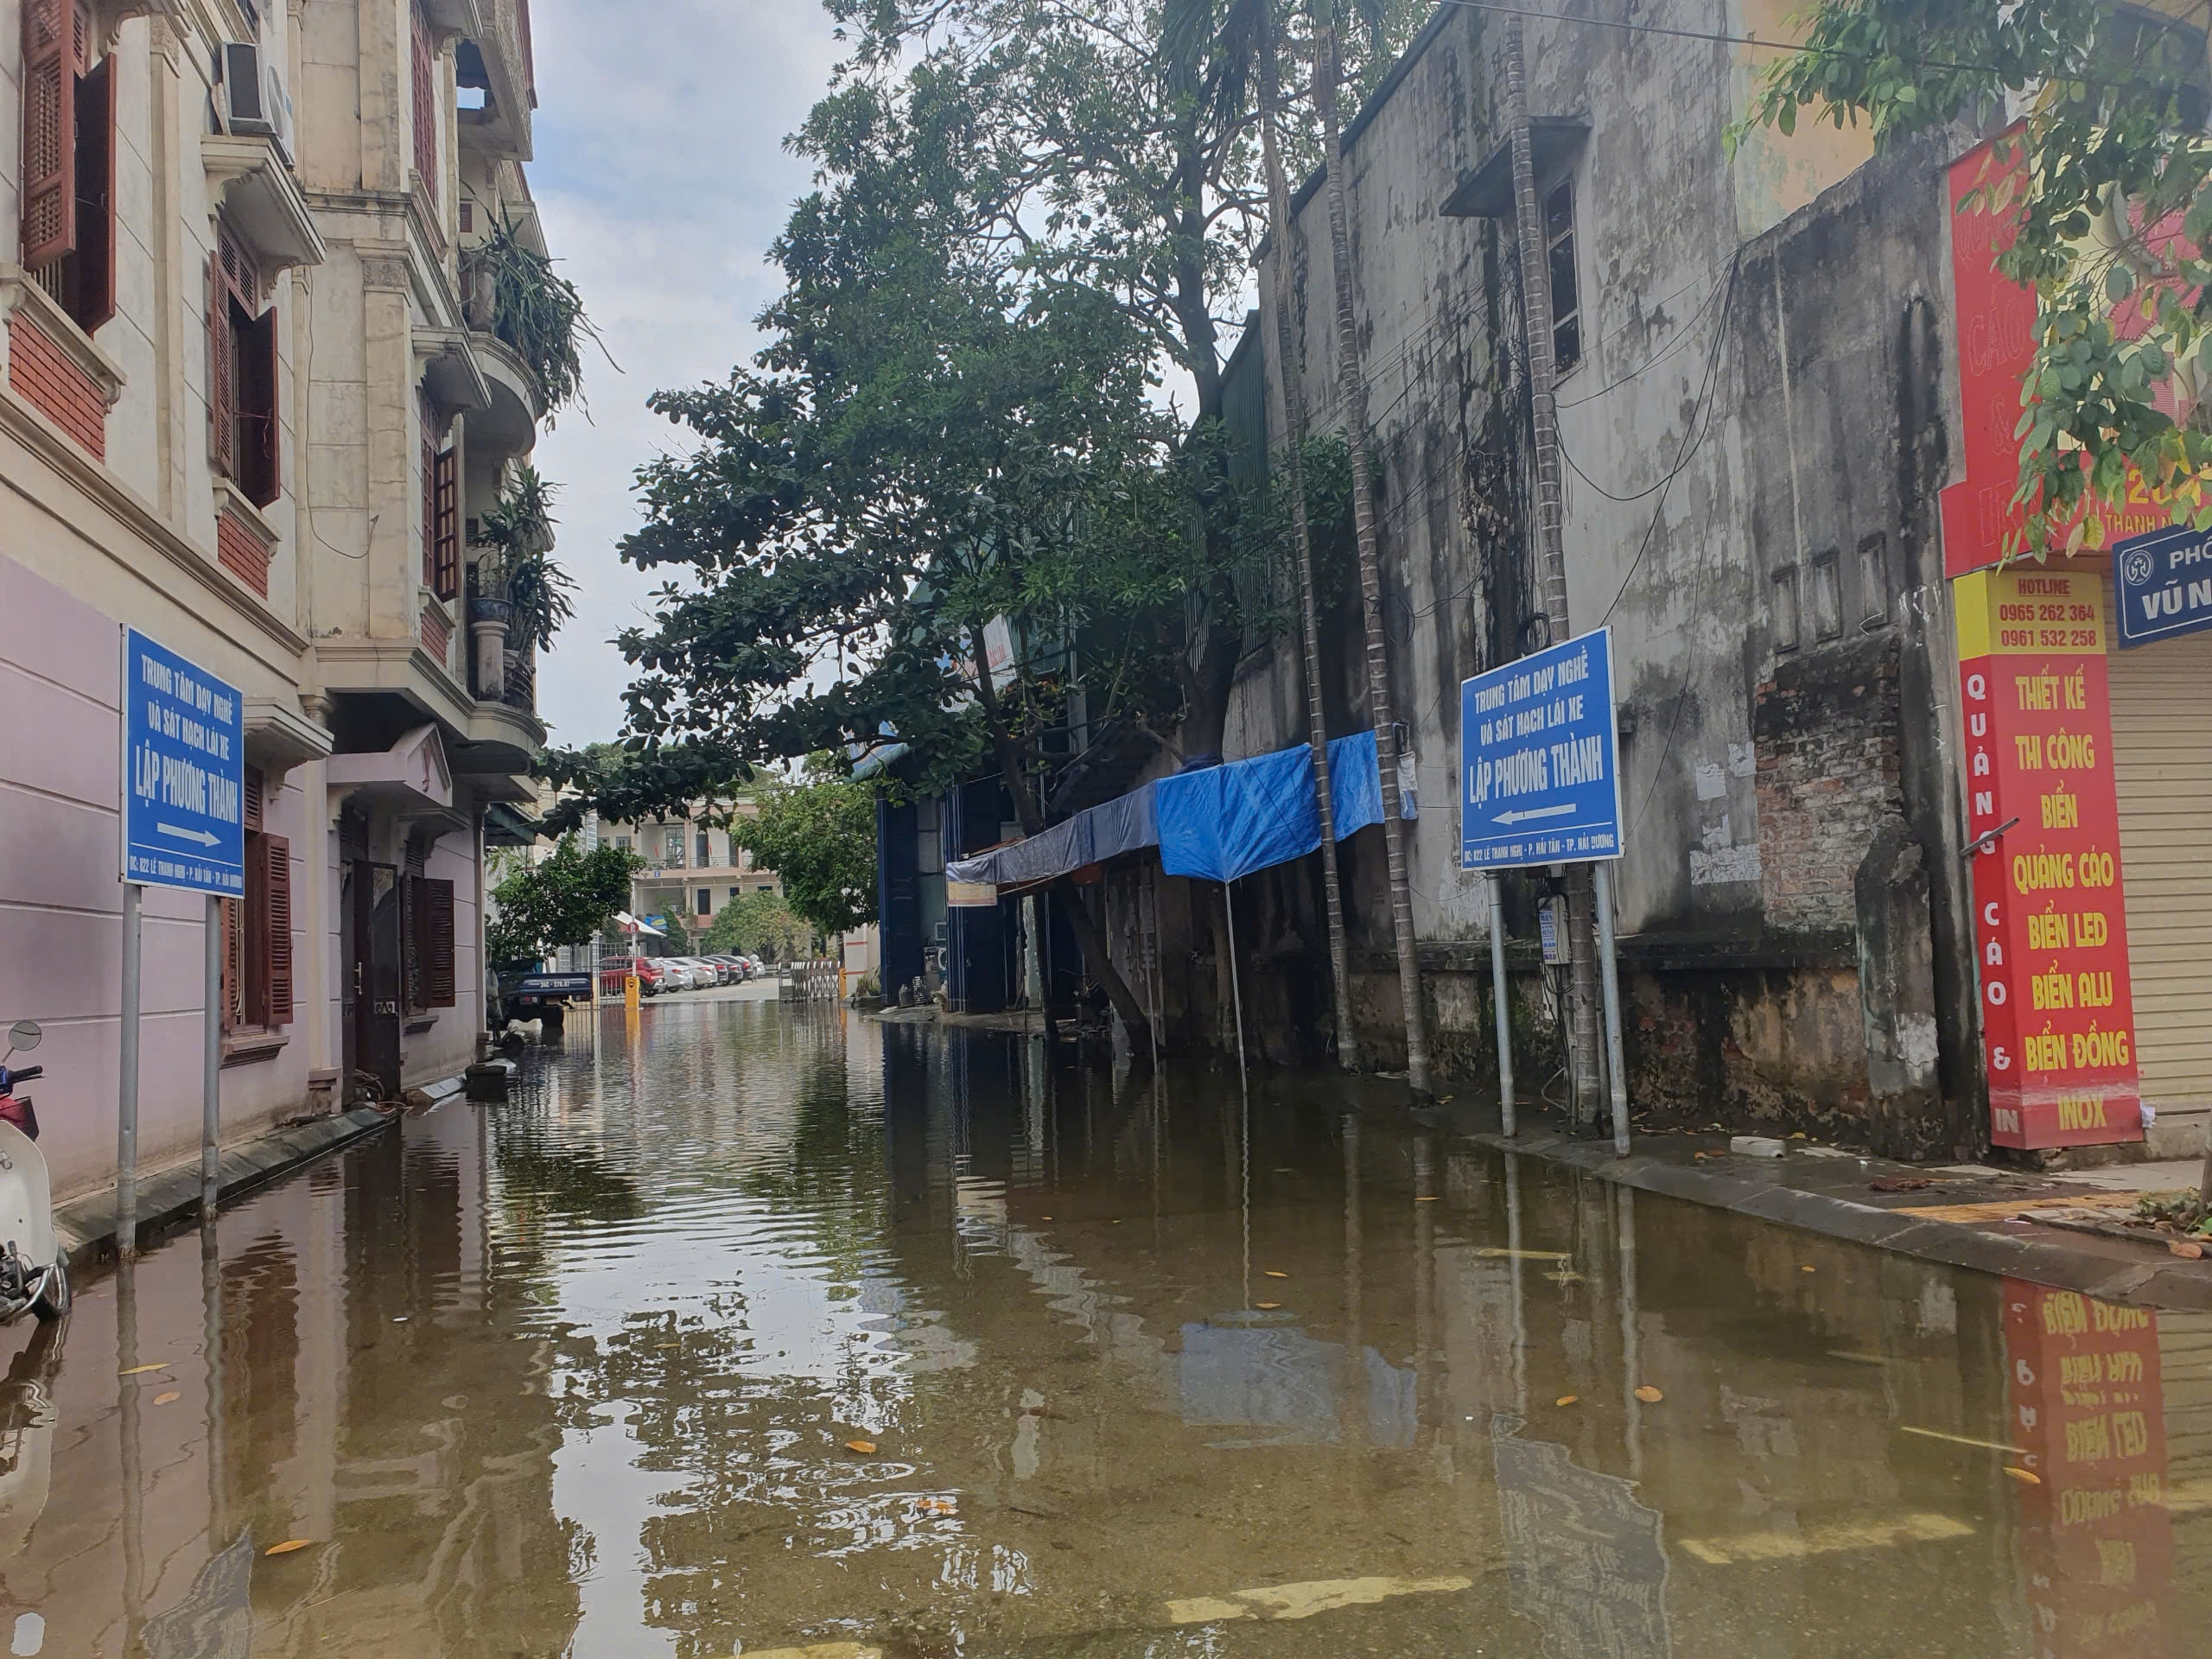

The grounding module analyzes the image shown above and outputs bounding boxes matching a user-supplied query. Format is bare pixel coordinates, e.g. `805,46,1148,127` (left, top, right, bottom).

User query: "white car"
655,958,699,991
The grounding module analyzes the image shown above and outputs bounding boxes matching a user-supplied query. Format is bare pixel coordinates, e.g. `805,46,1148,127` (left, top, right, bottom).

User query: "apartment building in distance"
605,804,785,938
0,0,563,1203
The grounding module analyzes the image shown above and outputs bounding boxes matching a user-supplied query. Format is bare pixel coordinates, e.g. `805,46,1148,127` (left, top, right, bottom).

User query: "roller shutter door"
2106,614,2212,1125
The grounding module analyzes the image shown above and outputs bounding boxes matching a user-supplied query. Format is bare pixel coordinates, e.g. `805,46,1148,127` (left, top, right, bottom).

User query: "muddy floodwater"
0,999,2203,1656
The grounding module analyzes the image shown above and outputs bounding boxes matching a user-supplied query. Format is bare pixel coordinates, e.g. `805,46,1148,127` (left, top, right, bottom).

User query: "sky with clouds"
524,2,844,747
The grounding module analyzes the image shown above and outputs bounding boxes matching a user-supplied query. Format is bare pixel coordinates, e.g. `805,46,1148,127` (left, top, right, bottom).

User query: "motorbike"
0,1022,67,1324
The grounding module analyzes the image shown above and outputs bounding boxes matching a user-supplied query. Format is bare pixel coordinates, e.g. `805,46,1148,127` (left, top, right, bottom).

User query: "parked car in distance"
673,957,717,988
696,957,734,987
600,957,667,997
660,959,701,992
707,954,748,982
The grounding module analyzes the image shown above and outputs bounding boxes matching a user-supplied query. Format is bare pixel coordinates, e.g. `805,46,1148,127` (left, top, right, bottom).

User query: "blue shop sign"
1460,626,1623,871
122,628,246,895
2113,524,2212,648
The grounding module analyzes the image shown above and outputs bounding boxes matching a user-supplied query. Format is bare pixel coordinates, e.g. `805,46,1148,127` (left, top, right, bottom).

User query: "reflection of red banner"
2004,1281,2172,1655
1955,569,2141,1147
1939,134,2173,578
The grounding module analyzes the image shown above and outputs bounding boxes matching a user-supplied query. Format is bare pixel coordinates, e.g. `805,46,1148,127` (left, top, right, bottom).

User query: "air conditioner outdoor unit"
219,41,295,166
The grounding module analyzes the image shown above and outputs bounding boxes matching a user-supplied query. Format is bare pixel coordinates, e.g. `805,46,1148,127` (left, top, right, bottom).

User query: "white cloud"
526,0,844,746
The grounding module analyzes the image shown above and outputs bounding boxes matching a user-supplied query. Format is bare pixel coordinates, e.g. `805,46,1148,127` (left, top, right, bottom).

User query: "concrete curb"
53,1105,397,1268
1473,1128,2212,1313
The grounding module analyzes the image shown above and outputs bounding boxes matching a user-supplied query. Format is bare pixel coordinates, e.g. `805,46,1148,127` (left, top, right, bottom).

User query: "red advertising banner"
1939,135,2170,579
1955,569,2142,1147
2004,1281,2172,1655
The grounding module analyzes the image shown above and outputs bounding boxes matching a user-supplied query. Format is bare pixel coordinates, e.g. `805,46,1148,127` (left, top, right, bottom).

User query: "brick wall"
1753,633,1904,931
9,311,105,459
216,509,270,597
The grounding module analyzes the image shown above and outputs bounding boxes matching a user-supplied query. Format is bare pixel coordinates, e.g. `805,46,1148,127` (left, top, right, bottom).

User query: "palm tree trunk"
1261,6,1360,1072
1501,16,1605,1126
1313,8,1431,1097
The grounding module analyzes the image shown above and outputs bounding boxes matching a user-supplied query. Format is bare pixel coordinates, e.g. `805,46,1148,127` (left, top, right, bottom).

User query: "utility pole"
1261,5,1360,1071
1502,16,1605,1125
1315,4,1432,1096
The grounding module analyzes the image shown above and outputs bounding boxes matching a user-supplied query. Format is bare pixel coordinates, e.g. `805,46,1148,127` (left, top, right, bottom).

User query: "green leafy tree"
487,836,643,966
1740,0,2212,552
704,889,808,961
733,774,880,943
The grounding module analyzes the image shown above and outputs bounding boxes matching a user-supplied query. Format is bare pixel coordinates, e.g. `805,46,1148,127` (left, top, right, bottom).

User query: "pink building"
0,0,556,1203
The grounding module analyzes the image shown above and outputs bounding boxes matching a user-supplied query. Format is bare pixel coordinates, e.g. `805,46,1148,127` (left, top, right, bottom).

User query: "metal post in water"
1618,1183,1643,1479
1488,871,1516,1136
118,881,143,1257
1222,880,1249,1101
1504,1150,1528,1416
202,893,222,1214
1592,862,1631,1157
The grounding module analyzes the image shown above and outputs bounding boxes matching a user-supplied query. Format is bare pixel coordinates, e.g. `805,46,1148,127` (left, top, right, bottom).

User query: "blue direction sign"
122,628,245,895
2113,524,2212,648
1461,626,1622,870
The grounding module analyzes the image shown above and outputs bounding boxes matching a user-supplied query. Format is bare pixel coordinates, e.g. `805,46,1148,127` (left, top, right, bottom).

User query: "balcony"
450,0,536,162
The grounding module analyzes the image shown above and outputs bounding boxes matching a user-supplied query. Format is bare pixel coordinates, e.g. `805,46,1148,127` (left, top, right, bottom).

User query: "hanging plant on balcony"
460,209,614,423
471,465,576,652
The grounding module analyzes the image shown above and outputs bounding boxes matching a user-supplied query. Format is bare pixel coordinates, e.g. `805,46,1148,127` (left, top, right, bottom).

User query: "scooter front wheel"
30,1257,67,1322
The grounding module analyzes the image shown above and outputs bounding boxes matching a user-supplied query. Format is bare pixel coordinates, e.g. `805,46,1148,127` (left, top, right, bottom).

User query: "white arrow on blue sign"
121,628,246,896
1460,626,1624,871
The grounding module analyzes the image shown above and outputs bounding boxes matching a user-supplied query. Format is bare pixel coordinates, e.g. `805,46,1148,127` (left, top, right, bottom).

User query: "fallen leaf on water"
1255,1301,1282,1310
264,1540,314,1556
1264,1271,1288,1279
2171,1240,2205,1260
1634,1385,1664,1404
1802,1266,1817,1274
845,1440,877,1455
2004,1466,2042,1484
152,1391,181,1406
1415,1195,1440,1203
118,1363,168,1376
916,1497,958,1513
1555,1395,1579,1407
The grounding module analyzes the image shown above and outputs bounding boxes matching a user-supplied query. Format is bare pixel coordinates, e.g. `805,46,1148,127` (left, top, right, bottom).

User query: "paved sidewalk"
1471,1118,2212,1310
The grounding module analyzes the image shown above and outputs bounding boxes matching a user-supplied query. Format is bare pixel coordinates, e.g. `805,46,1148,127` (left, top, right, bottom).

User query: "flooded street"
0,998,2202,1656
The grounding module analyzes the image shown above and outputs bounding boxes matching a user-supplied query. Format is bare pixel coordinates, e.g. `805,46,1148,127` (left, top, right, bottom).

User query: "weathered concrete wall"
1211,6,1981,1153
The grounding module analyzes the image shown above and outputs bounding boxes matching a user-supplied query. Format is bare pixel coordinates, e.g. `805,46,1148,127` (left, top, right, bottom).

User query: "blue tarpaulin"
1154,729,1408,882
944,732,1407,889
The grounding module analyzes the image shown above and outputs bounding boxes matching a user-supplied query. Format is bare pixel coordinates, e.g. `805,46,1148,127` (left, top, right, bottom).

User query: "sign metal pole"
1593,861,1630,1157
202,894,222,1213
118,627,247,1257
1488,871,1516,1135
117,881,142,1256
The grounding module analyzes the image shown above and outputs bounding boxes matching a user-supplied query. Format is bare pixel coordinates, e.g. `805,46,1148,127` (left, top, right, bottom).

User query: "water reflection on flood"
0,997,2202,1657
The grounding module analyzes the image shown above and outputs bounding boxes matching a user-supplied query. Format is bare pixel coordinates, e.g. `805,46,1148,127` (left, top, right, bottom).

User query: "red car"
600,957,666,997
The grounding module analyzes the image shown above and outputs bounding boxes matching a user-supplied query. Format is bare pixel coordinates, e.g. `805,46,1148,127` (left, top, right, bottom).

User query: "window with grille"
411,0,437,203
422,425,458,599
400,836,456,1013
1545,178,1581,377
208,219,279,506
21,0,115,334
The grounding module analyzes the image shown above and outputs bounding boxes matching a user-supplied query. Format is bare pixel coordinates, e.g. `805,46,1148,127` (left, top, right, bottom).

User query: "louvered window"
21,0,114,334
423,426,458,600
222,768,294,1037
208,221,279,506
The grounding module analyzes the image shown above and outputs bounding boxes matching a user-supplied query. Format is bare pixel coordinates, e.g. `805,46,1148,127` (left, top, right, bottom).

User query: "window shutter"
19,0,76,270
242,765,264,833
222,896,245,1031
432,446,459,601
423,878,456,1007
238,303,280,506
263,834,294,1027
207,255,236,480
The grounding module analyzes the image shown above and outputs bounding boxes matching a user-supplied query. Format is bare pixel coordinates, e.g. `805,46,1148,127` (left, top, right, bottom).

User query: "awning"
944,730,1410,891
1156,729,1411,883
